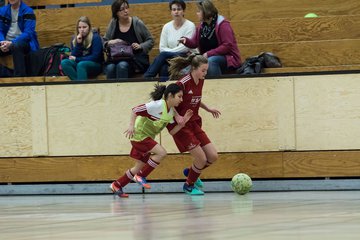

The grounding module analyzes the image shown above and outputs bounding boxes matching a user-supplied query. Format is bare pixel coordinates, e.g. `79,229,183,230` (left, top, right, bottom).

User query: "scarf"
200,14,218,39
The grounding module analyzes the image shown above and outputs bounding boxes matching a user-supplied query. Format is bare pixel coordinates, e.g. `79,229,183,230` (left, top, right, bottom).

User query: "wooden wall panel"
162,77,295,153
45,82,156,156
264,65,360,74
0,77,44,84
294,74,360,150
276,77,296,150
0,152,284,183
283,151,360,177
30,86,49,156
2,150,360,183
23,0,101,6
229,0,360,20
0,87,33,157
3,74,360,157
239,39,360,67
234,15,360,44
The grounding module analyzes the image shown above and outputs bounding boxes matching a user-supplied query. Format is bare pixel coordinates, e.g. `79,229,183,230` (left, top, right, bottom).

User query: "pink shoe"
133,175,151,189
110,181,129,198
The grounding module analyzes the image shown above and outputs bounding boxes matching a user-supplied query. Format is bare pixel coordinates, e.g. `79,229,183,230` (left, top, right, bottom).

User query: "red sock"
138,158,159,178
186,165,201,186
116,169,134,187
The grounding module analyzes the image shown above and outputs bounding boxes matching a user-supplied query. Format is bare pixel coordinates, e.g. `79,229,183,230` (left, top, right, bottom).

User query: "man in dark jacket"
0,0,39,77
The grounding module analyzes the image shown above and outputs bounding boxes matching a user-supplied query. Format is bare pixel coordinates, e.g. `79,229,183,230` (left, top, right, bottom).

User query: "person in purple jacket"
61,16,104,81
178,0,241,77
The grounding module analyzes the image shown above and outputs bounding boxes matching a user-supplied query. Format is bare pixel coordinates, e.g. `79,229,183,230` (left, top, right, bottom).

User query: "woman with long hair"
61,16,104,81
178,0,241,76
168,54,221,195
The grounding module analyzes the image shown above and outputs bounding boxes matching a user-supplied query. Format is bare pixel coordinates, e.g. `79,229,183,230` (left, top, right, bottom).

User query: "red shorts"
172,119,211,153
130,137,158,163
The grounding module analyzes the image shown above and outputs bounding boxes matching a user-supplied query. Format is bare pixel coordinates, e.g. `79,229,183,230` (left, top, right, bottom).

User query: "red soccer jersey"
175,73,204,122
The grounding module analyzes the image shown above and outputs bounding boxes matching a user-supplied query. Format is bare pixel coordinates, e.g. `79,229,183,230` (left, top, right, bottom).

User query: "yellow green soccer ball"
304,13,318,18
231,173,252,195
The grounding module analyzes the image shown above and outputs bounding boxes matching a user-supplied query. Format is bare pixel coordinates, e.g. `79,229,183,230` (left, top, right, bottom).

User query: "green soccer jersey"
131,99,175,142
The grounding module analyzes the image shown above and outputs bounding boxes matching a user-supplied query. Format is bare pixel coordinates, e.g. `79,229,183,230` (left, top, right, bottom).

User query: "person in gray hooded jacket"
103,0,154,80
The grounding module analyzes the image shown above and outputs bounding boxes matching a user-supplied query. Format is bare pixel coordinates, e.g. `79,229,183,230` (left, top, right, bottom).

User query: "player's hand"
177,109,193,127
207,108,221,118
175,114,184,125
124,125,135,139
182,109,193,124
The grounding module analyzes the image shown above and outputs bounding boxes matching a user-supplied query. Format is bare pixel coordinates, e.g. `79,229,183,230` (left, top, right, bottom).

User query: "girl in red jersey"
168,54,221,195
110,83,193,198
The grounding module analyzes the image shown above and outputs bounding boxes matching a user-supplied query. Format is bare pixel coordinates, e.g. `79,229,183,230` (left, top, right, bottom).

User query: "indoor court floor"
1,191,360,240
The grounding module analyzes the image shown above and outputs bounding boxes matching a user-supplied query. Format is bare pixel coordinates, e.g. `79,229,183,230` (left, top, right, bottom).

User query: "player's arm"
200,102,221,118
124,110,137,139
168,109,193,135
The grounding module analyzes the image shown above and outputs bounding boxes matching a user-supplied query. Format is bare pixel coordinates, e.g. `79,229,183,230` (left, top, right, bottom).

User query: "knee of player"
158,150,167,159
209,152,218,162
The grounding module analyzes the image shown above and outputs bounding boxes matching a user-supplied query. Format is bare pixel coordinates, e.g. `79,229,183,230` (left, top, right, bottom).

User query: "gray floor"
1,191,360,240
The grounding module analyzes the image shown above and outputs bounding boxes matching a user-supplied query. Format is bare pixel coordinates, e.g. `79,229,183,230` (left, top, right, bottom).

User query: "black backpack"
236,52,282,75
27,43,70,77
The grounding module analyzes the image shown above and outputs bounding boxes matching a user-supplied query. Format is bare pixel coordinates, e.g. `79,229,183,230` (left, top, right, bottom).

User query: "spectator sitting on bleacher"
103,0,154,80
61,16,104,81
178,0,241,77
143,0,196,82
0,0,39,77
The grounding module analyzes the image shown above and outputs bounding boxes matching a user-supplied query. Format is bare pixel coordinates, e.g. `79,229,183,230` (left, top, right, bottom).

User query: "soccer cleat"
183,168,204,189
183,183,204,195
110,182,129,198
133,175,151,189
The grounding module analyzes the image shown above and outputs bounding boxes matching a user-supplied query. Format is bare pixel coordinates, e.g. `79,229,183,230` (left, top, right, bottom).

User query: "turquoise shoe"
183,183,204,195
183,168,204,189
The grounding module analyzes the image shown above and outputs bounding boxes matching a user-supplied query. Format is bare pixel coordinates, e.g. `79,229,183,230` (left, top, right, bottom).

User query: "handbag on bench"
106,41,134,62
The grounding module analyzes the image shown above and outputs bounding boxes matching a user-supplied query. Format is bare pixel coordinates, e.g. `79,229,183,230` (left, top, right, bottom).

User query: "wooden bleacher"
1,0,360,184
1,0,360,83
7,0,102,6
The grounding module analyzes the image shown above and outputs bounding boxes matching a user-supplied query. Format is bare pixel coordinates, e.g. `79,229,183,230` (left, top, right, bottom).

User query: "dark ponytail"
150,83,182,101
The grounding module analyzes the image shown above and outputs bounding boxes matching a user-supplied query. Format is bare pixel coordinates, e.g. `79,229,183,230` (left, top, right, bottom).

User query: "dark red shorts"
172,119,211,153
130,137,158,163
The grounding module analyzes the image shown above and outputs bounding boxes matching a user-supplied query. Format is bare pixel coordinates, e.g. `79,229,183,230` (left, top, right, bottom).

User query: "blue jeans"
61,59,103,81
144,51,185,82
0,40,30,77
207,55,227,77
105,60,134,80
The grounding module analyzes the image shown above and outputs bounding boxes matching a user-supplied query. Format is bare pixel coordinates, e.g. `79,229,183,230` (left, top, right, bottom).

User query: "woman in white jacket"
144,0,195,81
